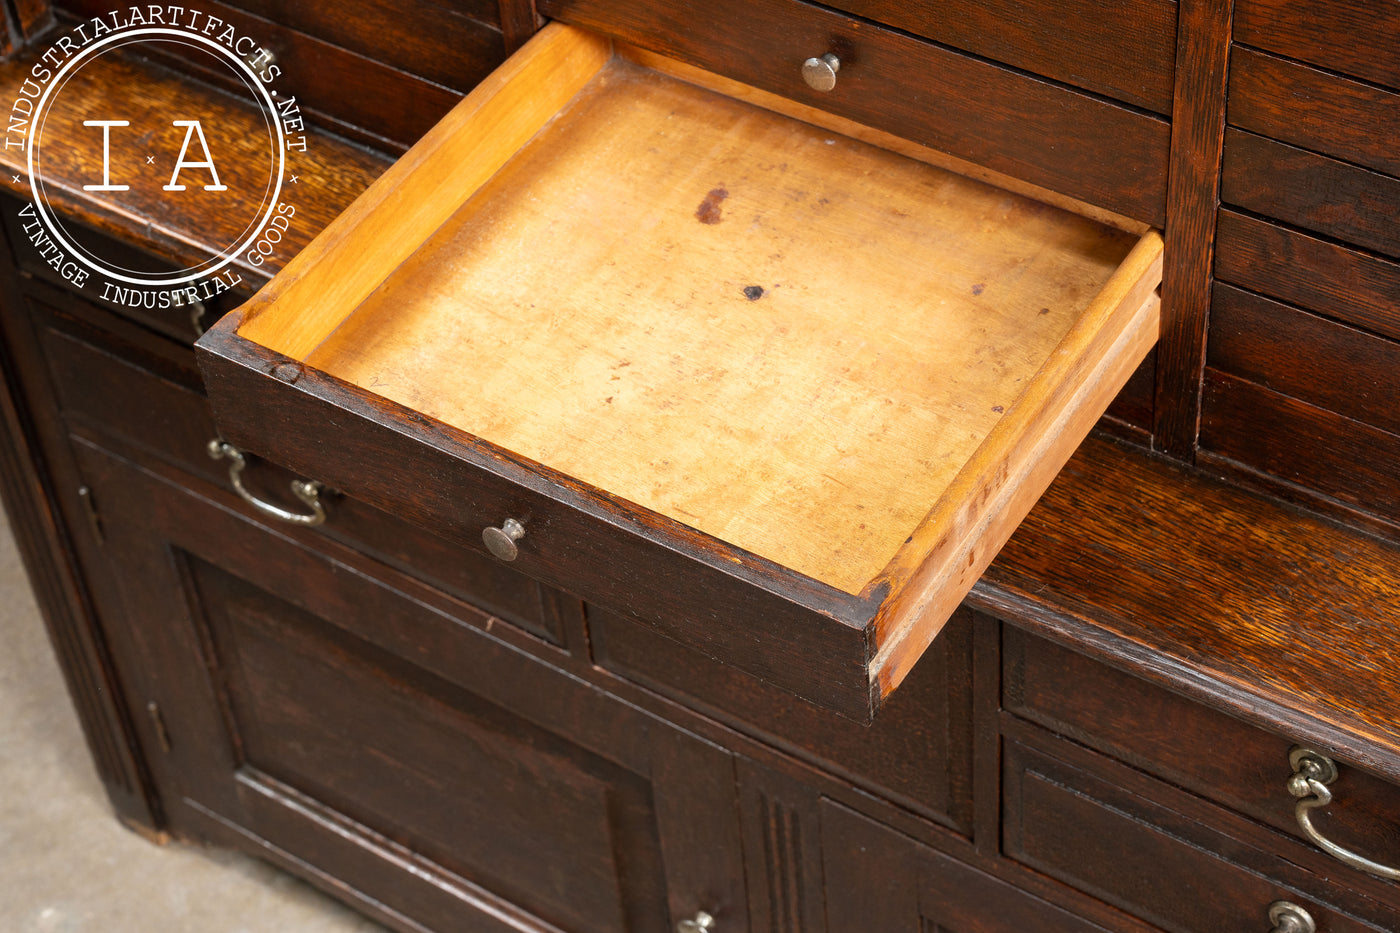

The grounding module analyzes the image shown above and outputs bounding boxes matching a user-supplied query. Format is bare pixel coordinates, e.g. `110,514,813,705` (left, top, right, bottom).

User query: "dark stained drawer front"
1004,628,1400,897
822,798,1107,933
1221,128,1400,260
1207,283,1400,437
1004,733,1398,933
539,0,1171,223
34,300,577,647
1235,0,1400,92
1200,369,1400,522
1229,47,1400,179
1215,210,1400,343
591,605,975,834
766,0,1177,113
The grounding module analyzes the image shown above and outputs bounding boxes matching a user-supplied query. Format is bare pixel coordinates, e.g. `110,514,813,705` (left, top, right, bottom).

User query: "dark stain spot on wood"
743,285,765,300
696,186,728,224
1040,307,1051,315
992,405,1005,413
972,283,986,296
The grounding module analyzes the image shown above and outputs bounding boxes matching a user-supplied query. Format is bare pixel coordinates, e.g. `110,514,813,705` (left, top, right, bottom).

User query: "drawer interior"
294,62,1136,595
216,23,1162,710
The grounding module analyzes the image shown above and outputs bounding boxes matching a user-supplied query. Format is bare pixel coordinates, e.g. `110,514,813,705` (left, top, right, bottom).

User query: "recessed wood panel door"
71,440,748,933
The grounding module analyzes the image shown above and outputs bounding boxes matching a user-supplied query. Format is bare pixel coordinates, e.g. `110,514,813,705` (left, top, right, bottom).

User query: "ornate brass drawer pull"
207,439,327,527
1287,747,1400,880
1268,900,1315,933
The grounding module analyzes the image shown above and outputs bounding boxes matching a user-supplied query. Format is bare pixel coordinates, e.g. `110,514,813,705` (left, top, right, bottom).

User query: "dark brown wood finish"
1153,0,1233,458
980,435,1400,779
57,0,508,152
74,439,751,933
1229,47,1400,179
1235,0,1400,90
0,46,388,292
1003,728,1398,932
30,297,581,648
1200,369,1400,523
499,0,543,52
813,0,1178,113
591,606,976,834
1207,283,1400,435
1005,627,1400,906
0,284,158,831
1221,129,1400,260
1215,209,1400,342
11,0,53,40
540,0,1171,223
822,799,1114,933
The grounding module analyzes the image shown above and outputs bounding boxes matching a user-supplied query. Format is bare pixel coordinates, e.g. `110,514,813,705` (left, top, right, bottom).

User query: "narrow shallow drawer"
592,605,975,833
197,24,1163,722
540,0,1171,223
1215,210,1400,343
1221,128,1400,260
1229,47,1400,179
60,0,501,150
1235,0,1400,92
1004,731,1398,932
1004,628,1400,897
1207,283,1400,437
808,0,1177,113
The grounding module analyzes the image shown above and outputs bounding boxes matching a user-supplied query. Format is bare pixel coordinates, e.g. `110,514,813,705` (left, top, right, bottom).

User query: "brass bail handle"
1286,747,1400,880
207,439,327,527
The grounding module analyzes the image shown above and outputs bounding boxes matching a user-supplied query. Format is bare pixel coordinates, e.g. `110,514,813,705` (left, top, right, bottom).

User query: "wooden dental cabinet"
2,1,1399,931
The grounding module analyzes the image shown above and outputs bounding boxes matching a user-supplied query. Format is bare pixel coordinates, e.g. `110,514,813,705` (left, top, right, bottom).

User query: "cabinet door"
73,440,747,933
822,800,1107,933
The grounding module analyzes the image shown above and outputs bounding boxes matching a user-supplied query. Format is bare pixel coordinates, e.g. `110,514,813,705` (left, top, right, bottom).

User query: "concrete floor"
0,502,386,932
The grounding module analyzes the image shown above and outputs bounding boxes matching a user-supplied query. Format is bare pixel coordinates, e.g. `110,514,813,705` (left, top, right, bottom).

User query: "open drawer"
196,23,1162,722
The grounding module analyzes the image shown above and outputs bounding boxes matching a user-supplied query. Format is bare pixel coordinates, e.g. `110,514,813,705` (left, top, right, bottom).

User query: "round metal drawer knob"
677,911,715,933
801,53,841,92
1268,901,1315,933
482,518,526,561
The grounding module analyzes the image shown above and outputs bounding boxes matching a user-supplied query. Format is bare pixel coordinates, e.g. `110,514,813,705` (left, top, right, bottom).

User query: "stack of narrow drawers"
1203,0,1400,526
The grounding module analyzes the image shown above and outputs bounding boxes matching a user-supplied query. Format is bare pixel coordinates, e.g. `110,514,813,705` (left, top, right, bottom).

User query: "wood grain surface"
1153,0,1233,458
299,56,1145,596
1229,47,1400,179
831,0,1178,113
1208,282,1400,435
1221,128,1400,260
1215,209,1400,342
982,434,1400,777
1235,0,1400,91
